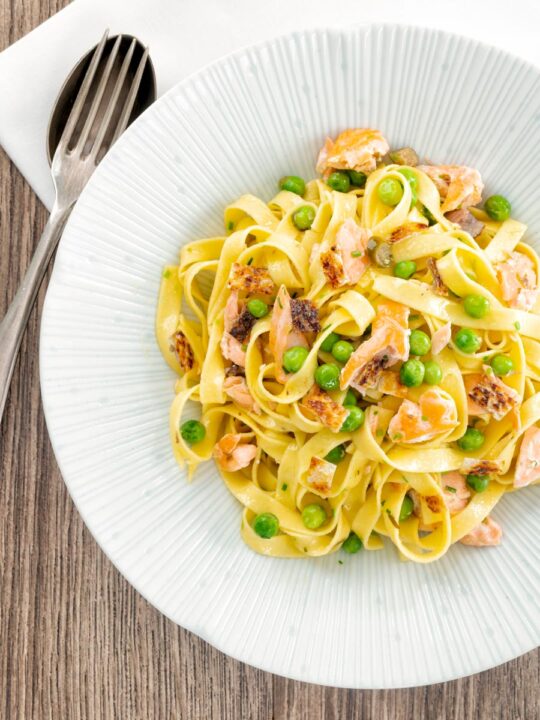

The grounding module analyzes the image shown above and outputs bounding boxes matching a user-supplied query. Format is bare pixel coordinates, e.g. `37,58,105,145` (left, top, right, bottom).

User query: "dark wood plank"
0,2,538,718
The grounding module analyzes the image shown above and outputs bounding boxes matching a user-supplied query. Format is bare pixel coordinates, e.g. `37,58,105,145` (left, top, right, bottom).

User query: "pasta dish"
156,128,540,562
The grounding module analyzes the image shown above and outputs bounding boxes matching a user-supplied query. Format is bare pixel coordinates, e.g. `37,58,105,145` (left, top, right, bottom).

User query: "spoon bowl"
47,33,156,163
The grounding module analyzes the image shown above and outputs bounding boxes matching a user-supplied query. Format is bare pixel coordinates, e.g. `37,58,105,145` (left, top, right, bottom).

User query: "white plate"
40,24,540,688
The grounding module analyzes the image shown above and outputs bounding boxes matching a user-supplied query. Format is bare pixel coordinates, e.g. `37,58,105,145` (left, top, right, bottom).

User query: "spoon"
0,31,157,422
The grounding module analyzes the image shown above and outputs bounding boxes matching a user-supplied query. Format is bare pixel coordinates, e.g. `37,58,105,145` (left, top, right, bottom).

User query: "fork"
0,31,152,423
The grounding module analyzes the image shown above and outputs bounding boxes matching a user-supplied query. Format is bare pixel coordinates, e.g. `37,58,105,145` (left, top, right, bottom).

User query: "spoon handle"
0,203,72,423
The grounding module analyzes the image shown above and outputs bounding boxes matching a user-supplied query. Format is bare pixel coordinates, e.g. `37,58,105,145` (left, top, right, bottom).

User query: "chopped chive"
162,269,171,279
381,500,386,507
376,428,384,437
514,321,521,331
338,559,344,565
278,297,283,308
281,483,288,491
227,221,234,231
445,485,457,493
393,433,403,440
421,415,428,422
247,257,254,265
322,324,331,332
409,314,420,321
351,250,363,257
242,343,248,351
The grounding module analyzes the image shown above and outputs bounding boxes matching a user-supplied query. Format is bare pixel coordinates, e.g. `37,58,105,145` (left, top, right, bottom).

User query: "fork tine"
110,47,149,145
90,37,137,160
58,29,109,152
76,34,123,155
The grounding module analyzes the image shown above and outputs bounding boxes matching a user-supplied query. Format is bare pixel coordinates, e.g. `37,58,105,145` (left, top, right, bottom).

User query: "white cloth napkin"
1,0,540,211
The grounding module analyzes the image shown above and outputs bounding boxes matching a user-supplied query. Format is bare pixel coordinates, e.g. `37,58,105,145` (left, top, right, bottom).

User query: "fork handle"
0,203,72,423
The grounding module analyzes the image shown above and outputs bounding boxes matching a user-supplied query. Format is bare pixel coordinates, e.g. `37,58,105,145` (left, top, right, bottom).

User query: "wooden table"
1,3,539,718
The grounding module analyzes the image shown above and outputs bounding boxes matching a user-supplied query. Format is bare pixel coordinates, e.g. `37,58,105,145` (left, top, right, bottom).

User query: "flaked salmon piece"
390,222,427,243
300,385,349,432
445,208,485,238
171,330,196,373
417,164,483,214
441,471,471,514
320,219,371,288
460,458,502,476
460,516,502,546
290,299,320,333
316,128,389,177
307,457,336,493
431,322,452,355
376,371,409,398
228,262,275,296
514,426,540,488
341,300,410,391
221,291,248,367
496,251,538,311
223,376,261,414
465,370,519,421
213,433,257,472
427,257,449,296
269,285,308,384
387,388,458,443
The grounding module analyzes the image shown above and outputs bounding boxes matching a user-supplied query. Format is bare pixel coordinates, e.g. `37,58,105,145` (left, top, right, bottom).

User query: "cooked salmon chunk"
341,300,410,391
496,251,538,311
300,385,349,432
307,457,336,493
213,433,257,472
460,517,502,546
223,376,260,414
316,128,389,177
269,285,309,383
320,219,371,288
465,371,519,421
171,330,196,372
228,262,275,295
441,471,471,514
418,164,483,214
387,388,458,443
514,426,540,488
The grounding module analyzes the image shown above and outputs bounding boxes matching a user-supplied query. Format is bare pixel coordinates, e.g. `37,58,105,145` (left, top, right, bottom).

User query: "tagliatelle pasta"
157,128,540,562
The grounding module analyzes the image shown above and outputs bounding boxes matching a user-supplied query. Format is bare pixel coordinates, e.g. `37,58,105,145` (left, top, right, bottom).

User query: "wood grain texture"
0,2,538,718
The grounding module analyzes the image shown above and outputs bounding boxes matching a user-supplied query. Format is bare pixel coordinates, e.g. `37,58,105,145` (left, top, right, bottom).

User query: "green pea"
180,419,206,445
399,494,414,522
398,167,418,206
457,427,485,451
293,205,316,230
463,294,490,319
247,298,268,318
484,195,511,222
327,171,351,193
279,175,306,196
325,444,346,464
423,360,442,385
342,532,363,553
283,346,309,373
466,474,490,493
302,503,327,529
343,389,357,406
490,354,514,377
393,260,417,279
320,332,340,353
315,363,340,391
341,405,365,432
409,329,431,356
348,170,367,188
253,512,280,538
331,340,354,363
454,328,482,354
377,177,404,206
400,359,425,387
